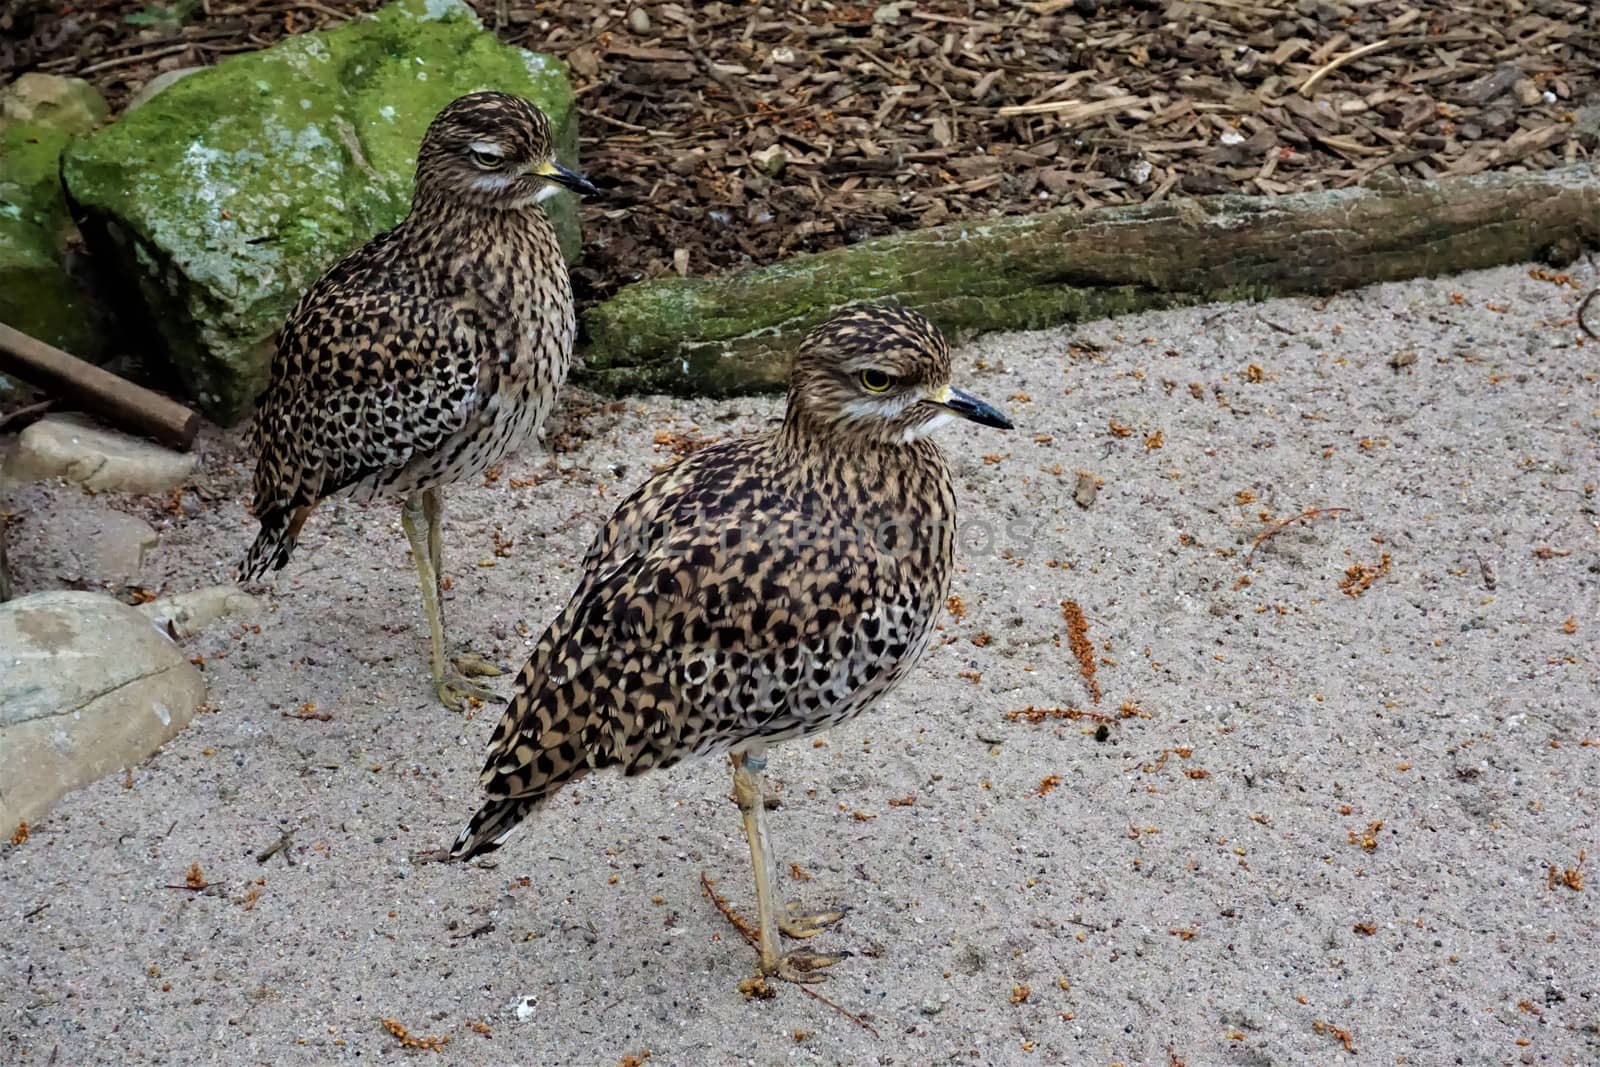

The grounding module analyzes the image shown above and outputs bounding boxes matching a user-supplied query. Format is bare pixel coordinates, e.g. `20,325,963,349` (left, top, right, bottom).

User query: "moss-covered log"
579,165,1600,395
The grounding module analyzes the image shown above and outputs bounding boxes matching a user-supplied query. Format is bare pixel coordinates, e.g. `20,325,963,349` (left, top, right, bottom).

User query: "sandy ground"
2,262,1598,1066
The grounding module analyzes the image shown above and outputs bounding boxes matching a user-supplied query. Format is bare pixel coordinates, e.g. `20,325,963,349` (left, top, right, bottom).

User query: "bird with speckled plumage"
240,91,596,711
450,305,1013,981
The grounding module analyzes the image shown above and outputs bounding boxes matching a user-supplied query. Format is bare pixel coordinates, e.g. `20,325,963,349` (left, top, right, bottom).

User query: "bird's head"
414,91,597,210
786,305,1014,446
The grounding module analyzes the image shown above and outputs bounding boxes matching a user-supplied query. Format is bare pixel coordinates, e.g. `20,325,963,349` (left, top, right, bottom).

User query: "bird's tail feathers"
237,505,309,582
450,795,544,861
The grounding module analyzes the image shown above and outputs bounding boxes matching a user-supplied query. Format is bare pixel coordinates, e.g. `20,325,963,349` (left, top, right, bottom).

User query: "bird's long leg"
402,492,494,711
731,749,848,982
731,749,782,973
420,486,501,681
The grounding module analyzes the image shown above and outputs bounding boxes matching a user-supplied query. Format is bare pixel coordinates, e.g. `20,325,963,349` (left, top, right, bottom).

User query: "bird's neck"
773,403,956,589
403,196,561,256
776,403,946,492
398,198,566,300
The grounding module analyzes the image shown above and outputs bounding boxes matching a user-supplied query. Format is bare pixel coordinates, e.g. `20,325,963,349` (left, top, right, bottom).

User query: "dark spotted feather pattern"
242,93,575,578
453,306,973,859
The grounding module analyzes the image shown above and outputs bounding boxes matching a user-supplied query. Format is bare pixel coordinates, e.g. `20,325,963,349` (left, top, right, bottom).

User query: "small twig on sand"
411,848,454,865
1578,289,1599,341
698,872,879,1036
282,702,332,722
255,829,294,865
1245,507,1350,568
794,983,880,1038
699,871,758,947
450,922,496,941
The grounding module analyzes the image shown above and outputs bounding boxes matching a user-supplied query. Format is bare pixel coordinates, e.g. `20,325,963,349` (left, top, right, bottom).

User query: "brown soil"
5,0,1595,309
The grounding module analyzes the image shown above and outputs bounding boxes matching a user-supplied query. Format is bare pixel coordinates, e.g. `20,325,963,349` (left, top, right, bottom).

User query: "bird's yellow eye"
859,369,894,393
471,148,506,170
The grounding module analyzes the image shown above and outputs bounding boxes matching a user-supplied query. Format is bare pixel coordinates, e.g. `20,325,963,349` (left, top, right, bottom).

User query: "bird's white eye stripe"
468,141,505,157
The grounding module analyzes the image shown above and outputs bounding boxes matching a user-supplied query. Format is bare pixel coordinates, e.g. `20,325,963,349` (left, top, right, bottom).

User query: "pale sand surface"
3,262,1597,1065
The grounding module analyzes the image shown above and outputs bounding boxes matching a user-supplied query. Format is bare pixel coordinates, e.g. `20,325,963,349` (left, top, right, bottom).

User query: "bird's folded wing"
250,281,497,511
478,449,904,800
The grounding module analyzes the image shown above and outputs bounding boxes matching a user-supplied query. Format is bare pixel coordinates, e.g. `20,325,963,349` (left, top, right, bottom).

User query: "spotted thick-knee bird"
240,91,596,711
451,305,1013,981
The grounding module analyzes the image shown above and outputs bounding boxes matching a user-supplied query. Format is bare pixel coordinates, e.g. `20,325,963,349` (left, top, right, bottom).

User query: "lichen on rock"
62,0,579,424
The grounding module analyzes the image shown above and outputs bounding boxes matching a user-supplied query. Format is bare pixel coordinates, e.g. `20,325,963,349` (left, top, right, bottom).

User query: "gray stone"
2,414,198,494
138,585,262,639
0,73,109,129
0,591,206,827
92,514,159,583
1462,65,1522,106
11,495,159,586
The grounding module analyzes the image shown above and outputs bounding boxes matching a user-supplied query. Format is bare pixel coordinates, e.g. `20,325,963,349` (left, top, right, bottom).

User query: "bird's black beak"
933,385,1013,429
534,159,598,197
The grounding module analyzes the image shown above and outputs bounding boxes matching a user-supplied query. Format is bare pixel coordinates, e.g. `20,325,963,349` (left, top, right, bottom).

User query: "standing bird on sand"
450,305,1013,981
240,92,596,711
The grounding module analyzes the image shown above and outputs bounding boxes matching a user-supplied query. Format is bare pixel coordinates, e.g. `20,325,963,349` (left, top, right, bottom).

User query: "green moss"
580,276,1200,396
63,0,579,423
0,118,105,357
0,125,74,249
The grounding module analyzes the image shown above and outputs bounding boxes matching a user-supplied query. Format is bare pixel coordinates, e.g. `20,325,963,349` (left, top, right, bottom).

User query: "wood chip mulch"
5,1,1596,310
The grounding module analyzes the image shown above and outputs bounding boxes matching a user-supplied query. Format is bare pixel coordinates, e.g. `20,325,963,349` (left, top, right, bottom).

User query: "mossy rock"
62,0,579,425
0,75,109,362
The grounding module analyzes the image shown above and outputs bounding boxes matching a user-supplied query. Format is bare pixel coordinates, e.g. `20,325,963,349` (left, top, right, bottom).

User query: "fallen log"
579,164,1599,395
0,322,200,451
